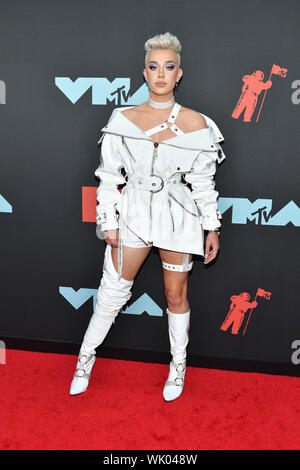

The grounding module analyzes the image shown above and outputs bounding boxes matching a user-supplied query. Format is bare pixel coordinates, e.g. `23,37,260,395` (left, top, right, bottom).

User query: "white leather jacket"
95,105,227,280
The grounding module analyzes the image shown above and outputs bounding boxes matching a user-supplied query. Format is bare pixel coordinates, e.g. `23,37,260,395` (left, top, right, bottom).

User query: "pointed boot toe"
70,376,89,395
163,383,183,401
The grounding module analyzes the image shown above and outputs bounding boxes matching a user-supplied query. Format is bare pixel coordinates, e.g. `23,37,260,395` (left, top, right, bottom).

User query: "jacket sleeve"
184,146,224,231
94,131,126,234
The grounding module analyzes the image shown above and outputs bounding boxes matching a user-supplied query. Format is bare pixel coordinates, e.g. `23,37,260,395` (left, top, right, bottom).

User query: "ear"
177,68,183,82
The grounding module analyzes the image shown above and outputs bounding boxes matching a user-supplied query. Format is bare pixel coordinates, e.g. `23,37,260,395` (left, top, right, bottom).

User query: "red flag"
257,288,271,299
271,64,288,77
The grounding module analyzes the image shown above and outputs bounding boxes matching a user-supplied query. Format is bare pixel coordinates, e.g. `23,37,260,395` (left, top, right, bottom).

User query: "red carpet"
0,349,299,450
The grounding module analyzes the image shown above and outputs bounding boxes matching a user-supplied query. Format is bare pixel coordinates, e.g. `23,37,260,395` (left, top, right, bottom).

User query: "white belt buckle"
149,175,164,193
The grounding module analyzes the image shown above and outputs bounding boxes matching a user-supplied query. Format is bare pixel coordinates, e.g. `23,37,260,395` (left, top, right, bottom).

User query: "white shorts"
121,223,153,248
120,223,193,272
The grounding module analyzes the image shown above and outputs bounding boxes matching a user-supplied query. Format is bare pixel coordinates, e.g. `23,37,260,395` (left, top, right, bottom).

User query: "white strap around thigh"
162,253,193,272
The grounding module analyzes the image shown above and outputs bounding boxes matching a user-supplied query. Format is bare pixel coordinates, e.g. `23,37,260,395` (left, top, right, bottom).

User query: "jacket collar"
101,106,225,151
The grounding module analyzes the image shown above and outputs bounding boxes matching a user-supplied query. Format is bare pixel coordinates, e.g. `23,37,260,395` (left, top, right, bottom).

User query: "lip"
155,82,167,86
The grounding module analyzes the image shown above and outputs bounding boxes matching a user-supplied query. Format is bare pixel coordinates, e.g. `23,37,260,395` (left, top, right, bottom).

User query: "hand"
204,232,219,264
104,229,119,247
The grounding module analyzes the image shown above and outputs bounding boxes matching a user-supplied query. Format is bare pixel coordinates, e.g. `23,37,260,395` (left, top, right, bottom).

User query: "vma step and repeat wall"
0,0,299,374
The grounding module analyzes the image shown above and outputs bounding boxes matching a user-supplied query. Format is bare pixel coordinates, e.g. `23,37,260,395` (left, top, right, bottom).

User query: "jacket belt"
126,174,182,192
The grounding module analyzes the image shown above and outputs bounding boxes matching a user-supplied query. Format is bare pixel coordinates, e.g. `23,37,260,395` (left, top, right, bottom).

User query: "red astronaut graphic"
232,71,272,122
220,288,271,335
220,292,257,335
231,64,287,122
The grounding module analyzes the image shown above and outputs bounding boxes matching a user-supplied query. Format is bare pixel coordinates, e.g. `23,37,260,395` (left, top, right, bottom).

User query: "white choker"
148,97,175,109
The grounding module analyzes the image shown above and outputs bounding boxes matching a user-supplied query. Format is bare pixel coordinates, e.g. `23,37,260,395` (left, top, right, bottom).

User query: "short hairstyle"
144,32,181,67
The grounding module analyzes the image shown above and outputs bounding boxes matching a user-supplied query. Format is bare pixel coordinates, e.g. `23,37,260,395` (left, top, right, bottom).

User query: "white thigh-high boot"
70,244,134,396
163,308,191,402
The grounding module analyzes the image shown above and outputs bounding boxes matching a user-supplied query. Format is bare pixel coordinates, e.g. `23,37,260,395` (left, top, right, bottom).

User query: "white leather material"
95,103,227,277
167,308,190,363
70,244,134,395
127,174,182,192
162,260,193,272
163,308,190,402
80,243,134,356
163,359,187,402
70,352,96,395
144,102,185,136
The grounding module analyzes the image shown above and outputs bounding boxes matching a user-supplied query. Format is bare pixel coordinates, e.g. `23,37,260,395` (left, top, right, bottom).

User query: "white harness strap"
162,253,193,272
144,102,184,137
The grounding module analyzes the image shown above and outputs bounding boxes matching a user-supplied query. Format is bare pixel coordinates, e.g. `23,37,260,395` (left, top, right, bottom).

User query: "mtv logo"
0,194,12,213
59,287,163,317
219,198,300,226
55,77,148,105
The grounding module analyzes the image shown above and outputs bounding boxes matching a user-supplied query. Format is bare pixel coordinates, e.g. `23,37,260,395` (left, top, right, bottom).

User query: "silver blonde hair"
144,32,181,67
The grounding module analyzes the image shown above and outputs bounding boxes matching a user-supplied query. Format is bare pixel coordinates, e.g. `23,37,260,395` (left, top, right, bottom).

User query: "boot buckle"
74,353,95,379
175,362,185,372
172,359,186,371
175,377,184,386
170,360,186,387
74,368,91,379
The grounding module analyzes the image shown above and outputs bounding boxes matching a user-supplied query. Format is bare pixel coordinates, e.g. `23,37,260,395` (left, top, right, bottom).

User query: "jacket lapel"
101,106,149,141
99,106,226,160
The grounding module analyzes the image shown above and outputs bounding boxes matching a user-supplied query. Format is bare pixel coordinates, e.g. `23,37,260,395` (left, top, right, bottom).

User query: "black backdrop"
1,0,299,375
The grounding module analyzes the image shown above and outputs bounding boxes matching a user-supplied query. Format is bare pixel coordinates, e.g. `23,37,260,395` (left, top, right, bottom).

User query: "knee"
164,286,187,310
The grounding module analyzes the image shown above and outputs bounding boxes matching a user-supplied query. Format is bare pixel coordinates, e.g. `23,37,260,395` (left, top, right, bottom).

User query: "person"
70,32,226,401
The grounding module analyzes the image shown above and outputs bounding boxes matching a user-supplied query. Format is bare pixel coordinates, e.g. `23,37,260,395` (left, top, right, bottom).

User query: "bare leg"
159,248,192,313
111,244,152,281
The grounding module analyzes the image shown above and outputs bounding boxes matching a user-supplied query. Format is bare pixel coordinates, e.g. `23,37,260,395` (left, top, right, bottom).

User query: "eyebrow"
148,60,176,64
